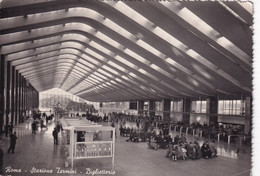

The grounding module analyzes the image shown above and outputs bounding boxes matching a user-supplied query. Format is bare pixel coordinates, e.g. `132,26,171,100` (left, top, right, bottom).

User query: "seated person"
126,131,139,142
201,142,212,159
165,143,180,161
126,127,131,136
208,140,217,157
165,143,174,158
148,136,158,150
173,135,180,145
172,145,179,161
178,143,188,160
193,141,202,159
126,133,134,142
139,131,146,142
132,131,139,142
180,134,186,144
155,135,166,149
165,135,173,146
186,142,196,160
119,127,124,136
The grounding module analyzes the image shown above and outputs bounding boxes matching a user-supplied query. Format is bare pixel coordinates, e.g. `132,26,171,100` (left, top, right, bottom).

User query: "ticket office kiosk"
62,123,115,168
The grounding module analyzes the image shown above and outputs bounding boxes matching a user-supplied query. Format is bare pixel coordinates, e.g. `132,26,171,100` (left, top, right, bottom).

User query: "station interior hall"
0,0,255,176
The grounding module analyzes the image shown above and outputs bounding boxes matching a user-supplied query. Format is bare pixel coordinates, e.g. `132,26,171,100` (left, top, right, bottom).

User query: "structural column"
244,96,252,134
36,91,39,108
11,66,16,125
0,56,5,132
31,88,39,110
25,79,28,117
18,73,22,123
148,100,155,117
163,99,171,121
207,96,218,126
183,98,191,124
22,77,25,116
15,70,19,124
27,84,32,117
6,61,11,125
137,100,144,115
22,77,26,121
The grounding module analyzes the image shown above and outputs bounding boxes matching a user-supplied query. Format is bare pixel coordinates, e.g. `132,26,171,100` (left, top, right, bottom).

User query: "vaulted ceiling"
0,0,253,102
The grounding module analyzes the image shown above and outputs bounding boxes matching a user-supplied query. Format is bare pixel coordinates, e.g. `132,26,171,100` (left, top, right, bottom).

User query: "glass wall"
218,100,245,116
155,101,163,112
191,100,207,113
171,100,183,112
39,88,88,112
98,101,131,115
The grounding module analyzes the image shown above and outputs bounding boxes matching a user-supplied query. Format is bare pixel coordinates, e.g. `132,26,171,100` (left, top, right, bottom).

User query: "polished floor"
0,118,251,176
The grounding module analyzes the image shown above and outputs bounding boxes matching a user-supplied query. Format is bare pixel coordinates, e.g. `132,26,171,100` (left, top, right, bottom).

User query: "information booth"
60,118,115,168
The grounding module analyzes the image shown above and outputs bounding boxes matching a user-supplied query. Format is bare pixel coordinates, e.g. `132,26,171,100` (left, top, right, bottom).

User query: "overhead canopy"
0,0,253,102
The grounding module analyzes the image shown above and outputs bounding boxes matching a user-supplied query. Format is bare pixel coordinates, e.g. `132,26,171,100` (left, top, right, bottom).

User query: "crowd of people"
67,111,249,163
165,138,217,161
124,129,152,143
111,113,248,144
31,112,64,145
147,132,173,149
83,111,252,146
88,112,220,162
30,113,55,134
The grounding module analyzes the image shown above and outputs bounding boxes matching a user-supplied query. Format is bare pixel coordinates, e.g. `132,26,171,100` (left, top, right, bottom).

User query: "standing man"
56,122,63,134
31,121,37,134
52,128,58,145
8,132,18,154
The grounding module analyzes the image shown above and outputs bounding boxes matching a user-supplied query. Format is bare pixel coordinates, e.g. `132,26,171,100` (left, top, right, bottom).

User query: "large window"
155,101,163,111
129,101,138,110
39,88,87,111
102,102,116,109
191,100,207,113
144,101,149,111
171,100,183,112
218,100,245,115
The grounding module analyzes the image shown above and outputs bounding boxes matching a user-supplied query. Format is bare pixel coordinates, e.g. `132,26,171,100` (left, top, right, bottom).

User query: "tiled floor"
0,118,251,176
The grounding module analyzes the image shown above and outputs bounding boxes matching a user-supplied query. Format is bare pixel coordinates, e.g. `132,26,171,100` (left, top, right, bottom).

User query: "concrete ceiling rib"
0,0,252,101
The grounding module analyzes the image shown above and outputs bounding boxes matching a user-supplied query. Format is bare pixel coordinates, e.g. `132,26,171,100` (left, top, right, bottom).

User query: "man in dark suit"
8,132,18,154
52,128,58,145
31,121,37,134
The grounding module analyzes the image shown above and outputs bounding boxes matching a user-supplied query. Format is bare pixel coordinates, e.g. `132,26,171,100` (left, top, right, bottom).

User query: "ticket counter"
60,118,115,168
